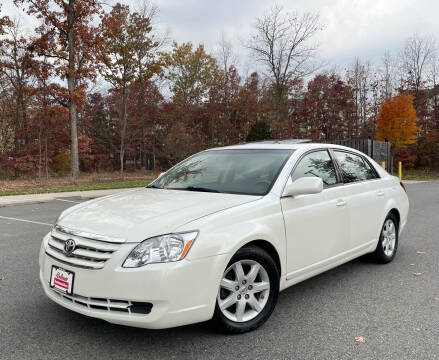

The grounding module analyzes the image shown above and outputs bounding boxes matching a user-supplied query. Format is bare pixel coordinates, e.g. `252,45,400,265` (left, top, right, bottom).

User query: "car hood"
57,188,260,243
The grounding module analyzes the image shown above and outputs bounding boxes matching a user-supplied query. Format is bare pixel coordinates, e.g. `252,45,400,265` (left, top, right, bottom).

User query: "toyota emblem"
64,239,76,256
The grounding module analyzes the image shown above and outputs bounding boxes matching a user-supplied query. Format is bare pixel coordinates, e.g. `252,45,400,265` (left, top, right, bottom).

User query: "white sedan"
39,142,409,333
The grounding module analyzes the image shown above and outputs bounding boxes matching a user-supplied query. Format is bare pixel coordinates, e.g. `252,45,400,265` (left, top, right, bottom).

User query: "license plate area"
50,266,74,295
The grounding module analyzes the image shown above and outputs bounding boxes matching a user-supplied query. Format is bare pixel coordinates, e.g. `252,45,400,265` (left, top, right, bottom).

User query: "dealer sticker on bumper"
50,266,74,295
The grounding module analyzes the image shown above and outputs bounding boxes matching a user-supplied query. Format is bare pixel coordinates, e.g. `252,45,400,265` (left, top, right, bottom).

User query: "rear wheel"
372,213,399,263
213,245,279,333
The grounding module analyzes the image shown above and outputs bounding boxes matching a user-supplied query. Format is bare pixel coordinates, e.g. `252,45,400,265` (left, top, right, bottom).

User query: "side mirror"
283,177,323,197
158,172,165,178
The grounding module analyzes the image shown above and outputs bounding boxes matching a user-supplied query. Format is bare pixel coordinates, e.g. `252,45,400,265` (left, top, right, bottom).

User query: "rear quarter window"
333,151,379,183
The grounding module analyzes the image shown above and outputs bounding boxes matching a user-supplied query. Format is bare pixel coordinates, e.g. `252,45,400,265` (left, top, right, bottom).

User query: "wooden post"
398,161,402,180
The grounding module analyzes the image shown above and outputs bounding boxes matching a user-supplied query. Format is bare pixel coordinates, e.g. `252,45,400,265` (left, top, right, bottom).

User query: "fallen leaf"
416,251,426,254
355,336,366,343
413,272,422,276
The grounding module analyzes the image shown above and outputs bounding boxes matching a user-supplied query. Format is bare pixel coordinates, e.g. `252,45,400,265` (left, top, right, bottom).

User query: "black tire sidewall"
213,245,280,333
375,213,399,263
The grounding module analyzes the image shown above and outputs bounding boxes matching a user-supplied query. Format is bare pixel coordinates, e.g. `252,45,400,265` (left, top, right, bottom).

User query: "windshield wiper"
147,184,163,189
178,186,220,193
186,186,219,193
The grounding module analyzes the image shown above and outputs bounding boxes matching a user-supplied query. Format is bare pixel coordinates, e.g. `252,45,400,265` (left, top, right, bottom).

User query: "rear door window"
291,150,338,186
333,151,378,183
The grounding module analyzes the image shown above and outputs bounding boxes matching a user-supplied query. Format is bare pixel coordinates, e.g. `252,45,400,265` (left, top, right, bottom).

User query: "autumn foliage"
377,94,419,147
1,3,439,179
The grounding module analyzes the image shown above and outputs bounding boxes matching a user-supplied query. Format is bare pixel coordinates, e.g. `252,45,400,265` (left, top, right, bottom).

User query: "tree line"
0,2,437,179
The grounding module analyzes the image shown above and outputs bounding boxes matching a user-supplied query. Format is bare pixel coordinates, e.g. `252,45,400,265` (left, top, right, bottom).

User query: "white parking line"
54,198,81,203
0,215,52,226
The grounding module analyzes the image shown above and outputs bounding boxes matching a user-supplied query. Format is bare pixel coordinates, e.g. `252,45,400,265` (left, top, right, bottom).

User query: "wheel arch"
239,239,282,276
388,208,401,227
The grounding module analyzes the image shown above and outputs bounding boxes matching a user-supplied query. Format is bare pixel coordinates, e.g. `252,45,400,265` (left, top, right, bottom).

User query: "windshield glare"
150,149,294,195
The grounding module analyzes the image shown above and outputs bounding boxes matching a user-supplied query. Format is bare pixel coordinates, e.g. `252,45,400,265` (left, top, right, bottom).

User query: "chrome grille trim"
46,247,106,269
50,237,113,261
51,289,132,313
54,224,125,244
45,252,99,270
50,288,152,315
47,227,122,269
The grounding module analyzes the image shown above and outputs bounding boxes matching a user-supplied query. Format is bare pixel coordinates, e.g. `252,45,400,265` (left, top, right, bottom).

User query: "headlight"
123,231,198,268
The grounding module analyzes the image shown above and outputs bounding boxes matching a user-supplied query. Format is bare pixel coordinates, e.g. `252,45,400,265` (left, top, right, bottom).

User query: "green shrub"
52,149,70,175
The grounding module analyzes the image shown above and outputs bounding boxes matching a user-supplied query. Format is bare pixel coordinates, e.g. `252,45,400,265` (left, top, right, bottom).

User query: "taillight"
400,182,406,193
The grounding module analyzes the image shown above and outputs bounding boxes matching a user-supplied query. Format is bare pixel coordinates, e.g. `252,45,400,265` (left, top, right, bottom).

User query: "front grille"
46,226,123,270
50,289,152,315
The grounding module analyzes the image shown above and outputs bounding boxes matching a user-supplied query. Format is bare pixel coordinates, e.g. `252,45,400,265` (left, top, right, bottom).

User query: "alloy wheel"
382,219,396,257
217,259,270,322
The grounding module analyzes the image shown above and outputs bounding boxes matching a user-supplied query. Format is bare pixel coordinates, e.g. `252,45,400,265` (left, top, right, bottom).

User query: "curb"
0,187,141,207
402,180,431,184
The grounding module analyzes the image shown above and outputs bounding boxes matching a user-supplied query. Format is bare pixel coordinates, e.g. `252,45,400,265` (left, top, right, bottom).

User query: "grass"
401,168,439,181
0,179,151,196
0,172,155,196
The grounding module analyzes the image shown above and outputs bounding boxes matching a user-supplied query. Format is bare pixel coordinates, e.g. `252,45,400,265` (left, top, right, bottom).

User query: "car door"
281,149,350,279
332,150,385,250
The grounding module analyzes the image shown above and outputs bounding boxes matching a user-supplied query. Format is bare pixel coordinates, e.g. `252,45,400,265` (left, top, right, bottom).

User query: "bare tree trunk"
120,86,128,176
67,0,80,178
276,85,284,123
45,128,49,180
139,81,146,167
13,97,20,178
38,119,42,179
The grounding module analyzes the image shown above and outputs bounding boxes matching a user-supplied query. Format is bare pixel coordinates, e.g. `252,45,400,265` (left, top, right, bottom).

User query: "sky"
2,0,438,71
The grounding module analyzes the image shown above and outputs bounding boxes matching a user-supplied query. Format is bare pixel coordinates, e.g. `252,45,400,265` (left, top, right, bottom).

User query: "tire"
213,245,279,334
372,213,399,264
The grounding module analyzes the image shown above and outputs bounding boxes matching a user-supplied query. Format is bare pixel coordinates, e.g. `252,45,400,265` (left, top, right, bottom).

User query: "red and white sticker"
50,266,74,295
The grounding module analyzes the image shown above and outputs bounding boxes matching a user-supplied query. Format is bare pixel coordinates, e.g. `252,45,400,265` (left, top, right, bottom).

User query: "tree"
162,42,217,107
30,52,58,179
402,34,436,95
381,50,397,100
15,0,102,178
246,5,321,123
346,59,372,137
130,1,163,168
0,19,33,175
0,6,11,36
377,94,419,165
295,73,355,141
98,3,160,175
246,121,272,142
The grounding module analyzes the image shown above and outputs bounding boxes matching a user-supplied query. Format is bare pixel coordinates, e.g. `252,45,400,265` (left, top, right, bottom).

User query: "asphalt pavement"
0,183,438,360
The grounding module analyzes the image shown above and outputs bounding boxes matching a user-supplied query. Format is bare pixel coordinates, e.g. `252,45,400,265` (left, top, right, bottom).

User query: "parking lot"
1,182,438,360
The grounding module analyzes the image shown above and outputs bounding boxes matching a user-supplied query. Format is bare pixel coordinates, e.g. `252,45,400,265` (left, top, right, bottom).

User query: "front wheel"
372,213,399,263
213,245,279,333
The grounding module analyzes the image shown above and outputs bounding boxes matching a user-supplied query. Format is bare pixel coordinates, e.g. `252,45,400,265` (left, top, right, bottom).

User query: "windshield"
149,149,294,195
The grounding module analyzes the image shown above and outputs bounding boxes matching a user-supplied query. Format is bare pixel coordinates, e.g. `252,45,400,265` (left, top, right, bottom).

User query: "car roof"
209,141,349,151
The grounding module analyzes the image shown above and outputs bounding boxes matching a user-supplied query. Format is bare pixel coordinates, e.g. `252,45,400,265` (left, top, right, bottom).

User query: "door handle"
377,190,385,197
336,199,347,207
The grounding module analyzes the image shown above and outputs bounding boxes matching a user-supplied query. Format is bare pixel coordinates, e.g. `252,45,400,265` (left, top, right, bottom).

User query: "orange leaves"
355,336,366,343
376,94,419,147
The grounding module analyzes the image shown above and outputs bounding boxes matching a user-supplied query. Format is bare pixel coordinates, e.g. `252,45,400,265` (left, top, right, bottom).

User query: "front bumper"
39,233,228,329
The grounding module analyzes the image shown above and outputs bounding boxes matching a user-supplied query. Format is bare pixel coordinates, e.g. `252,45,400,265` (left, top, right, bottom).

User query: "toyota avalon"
39,142,409,333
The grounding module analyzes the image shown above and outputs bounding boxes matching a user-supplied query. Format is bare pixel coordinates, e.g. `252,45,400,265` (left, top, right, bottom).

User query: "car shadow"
46,253,379,342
